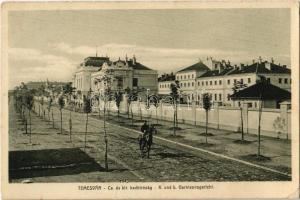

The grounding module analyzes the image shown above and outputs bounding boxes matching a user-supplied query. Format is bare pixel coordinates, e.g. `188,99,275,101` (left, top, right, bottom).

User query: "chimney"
125,54,128,62
227,60,231,65
258,56,262,64
240,63,245,70
271,57,274,64
252,59,255,64
265,61,271,70
133,55,136,65
282,65,287,68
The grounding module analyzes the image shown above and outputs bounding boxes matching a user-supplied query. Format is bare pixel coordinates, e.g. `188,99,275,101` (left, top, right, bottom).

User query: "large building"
164,57,291,107
73,55,158,99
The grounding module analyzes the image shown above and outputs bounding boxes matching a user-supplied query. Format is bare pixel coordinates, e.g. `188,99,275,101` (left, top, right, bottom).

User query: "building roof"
158,73,175,82
198,67,234,78
230,82,291,100
81,56,110,67
177,61,210,73
228,61,291,75
127,60,152,70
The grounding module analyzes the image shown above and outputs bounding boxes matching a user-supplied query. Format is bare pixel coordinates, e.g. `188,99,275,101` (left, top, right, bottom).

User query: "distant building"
196,58,291,106
174,57,291,107
73,55,158,100
157,73,175,95
72,56,109,97
175,60,210,100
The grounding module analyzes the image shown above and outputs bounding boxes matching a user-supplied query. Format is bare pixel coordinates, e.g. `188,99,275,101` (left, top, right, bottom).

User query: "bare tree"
83,95,92,150
170,80,180,136
58,95,65,134
202,93,212,144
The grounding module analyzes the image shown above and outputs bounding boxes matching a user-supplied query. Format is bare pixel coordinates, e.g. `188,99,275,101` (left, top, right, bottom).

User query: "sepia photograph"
1,1,299,199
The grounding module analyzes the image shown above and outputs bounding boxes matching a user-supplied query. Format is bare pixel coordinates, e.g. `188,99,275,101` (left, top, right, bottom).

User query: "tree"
202,93,212,144
83,95,92,150
63,83,76,140
232,80,247,141
99,71,115,171
48,97,54,128
115,91,122,121
25,91,34,143
58,95,65,134
257,76,267,157
170,80,180,136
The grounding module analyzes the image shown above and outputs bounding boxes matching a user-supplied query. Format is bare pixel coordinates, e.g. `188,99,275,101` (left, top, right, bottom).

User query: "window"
180,83,183,87
214,80,217,85
234,79,237,84
206,81,208,86
214,94,217,101
290,79,292,84
219,94,222,101
227,94,230,101
184,83,186,87
210,81,212,85
227,80,230,85
188,82,190,87
198,82,200,86
284,78,288,84
219,80,222,85
240,79,243,84
133,78,138,87
184,75,186,79
248,78,251,83
188,75,190,79
181,75,182,80
279,78,282,84
202,81,204,86
192,82,194,87
192,74,194,79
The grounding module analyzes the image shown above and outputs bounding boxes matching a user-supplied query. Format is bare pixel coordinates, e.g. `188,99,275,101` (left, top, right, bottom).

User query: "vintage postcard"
1,0,299,199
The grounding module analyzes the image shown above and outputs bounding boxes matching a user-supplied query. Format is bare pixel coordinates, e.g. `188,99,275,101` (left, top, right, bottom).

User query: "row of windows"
278,78,291,84
176,74,195,80
160,77,291,90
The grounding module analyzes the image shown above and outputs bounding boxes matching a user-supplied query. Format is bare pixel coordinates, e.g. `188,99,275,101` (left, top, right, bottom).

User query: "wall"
105,98,291,139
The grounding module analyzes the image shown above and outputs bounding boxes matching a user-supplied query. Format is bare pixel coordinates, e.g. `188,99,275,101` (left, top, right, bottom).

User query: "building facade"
174,57,291,107
73,55,158,100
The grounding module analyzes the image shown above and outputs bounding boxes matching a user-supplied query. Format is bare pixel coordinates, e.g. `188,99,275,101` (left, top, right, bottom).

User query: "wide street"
9,99,291,182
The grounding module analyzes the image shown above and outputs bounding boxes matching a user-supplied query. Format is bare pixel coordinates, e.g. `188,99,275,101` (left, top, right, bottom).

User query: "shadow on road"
9,148,103,181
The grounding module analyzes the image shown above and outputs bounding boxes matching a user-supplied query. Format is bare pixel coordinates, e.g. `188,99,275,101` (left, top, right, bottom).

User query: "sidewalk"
93,109,291,174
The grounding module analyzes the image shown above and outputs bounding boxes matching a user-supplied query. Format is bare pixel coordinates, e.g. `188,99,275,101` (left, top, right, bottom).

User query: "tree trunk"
60,109,63,134
257,100,262,157
173,105,176,136
84,113,88,150
205,110,208,144
156,108,158,125
241,107,244,141
52,109,54,128
29,110,31,143
131,106,133,125
104,102,108,171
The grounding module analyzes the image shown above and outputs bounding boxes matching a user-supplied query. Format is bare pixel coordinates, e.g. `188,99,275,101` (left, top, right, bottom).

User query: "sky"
8,8,291,89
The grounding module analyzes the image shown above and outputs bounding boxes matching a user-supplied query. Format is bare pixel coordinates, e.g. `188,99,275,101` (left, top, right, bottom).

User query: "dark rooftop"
81,56,110,67
177,61,210,73
198,67,234,78
158,73,175,82
230,82,291,100
228,61,291,75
